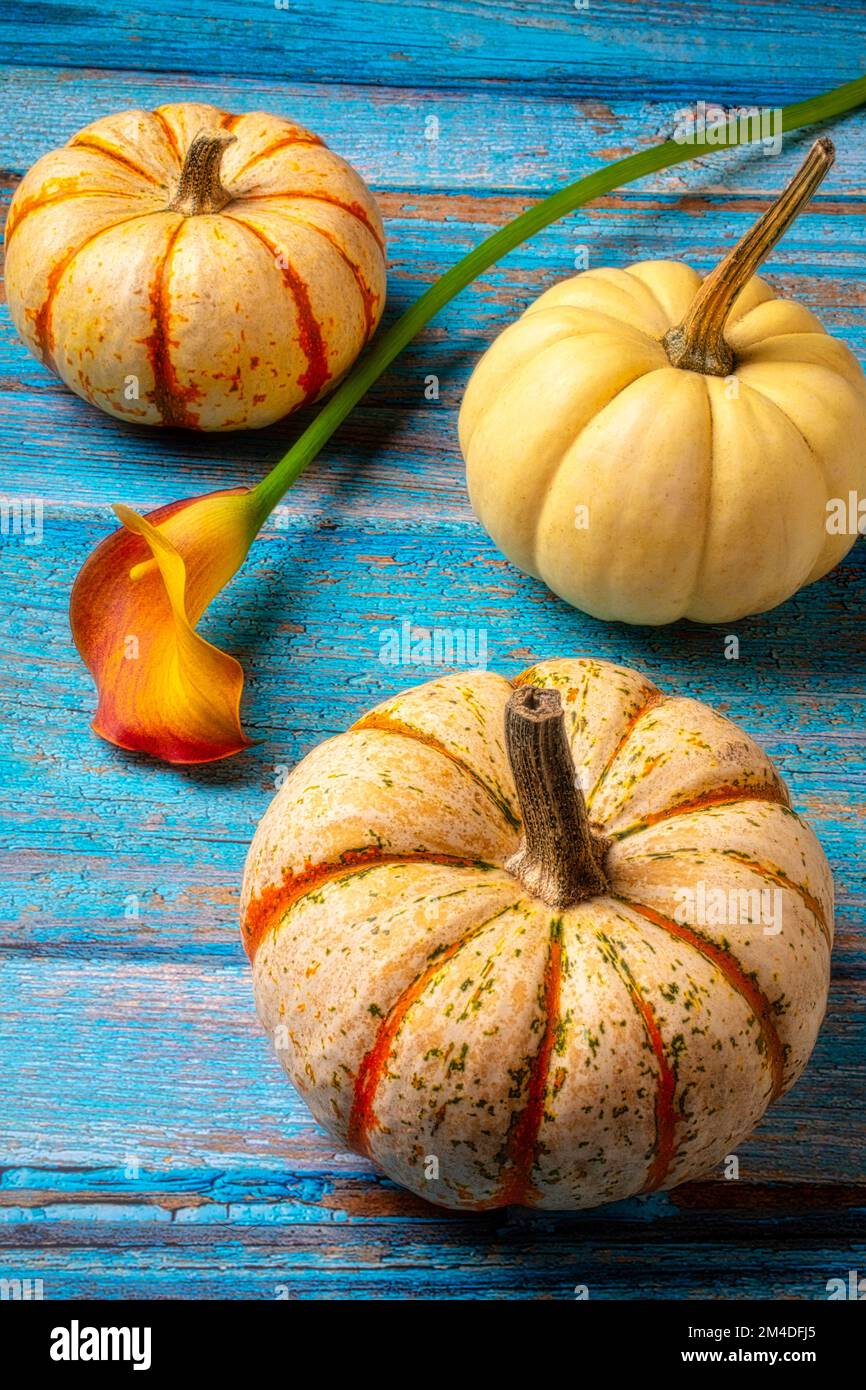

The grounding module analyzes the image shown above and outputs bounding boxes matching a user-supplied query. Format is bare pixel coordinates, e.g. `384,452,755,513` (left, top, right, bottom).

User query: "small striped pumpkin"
4,103,386,430
241,659,832,1210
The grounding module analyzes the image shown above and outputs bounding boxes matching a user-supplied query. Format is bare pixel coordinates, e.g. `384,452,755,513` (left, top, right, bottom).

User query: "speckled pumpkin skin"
241,659,833,1211
459,262,866,623
4,103,386,430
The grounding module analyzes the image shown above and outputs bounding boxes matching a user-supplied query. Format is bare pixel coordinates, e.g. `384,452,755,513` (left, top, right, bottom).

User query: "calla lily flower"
70,487,264,764
68,77,866,763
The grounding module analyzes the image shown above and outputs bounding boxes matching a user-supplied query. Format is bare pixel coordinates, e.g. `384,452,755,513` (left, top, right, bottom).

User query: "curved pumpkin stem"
504,686,609,908
663,137,835,377
168,131,236,217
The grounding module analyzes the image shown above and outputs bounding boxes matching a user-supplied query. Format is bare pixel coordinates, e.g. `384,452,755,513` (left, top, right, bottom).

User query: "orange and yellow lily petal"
70,486,264,764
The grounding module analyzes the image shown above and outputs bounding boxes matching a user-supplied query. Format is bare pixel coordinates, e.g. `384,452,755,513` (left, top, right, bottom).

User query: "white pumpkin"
460,139,866,623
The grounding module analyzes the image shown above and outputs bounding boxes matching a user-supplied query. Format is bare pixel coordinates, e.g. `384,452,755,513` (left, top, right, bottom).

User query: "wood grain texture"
3,0,866,98
0,3,865,1298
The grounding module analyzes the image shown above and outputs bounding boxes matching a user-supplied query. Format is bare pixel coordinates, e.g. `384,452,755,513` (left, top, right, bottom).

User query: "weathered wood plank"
2,1,866,99
1,1206,864,1299
0,29,864,1298
6,67,866,195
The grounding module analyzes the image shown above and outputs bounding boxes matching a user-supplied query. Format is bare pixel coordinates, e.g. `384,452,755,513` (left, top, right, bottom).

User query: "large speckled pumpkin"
241,659,832,1210
4,103,386,430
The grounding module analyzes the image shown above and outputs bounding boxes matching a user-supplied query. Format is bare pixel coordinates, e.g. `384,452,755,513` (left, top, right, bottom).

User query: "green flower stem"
251,73,866,524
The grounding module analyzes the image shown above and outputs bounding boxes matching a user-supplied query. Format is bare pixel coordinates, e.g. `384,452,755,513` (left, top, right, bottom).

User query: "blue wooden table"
1,0,864,1299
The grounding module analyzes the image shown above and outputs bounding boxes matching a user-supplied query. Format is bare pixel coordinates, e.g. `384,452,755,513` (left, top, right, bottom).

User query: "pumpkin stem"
504,685,609,908
663,137,835,377
168,131,236,217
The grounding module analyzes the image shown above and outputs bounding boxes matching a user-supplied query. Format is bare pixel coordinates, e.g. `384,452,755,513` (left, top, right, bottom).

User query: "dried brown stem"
504,685,608,908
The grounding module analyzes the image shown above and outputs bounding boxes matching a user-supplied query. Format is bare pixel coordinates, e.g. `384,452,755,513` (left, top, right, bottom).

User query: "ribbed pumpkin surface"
459,263,866,622
5,103,386,430
241,659,832,1210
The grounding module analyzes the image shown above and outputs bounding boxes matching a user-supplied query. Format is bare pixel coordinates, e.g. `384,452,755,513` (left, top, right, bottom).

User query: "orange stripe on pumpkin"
612,784,789,839
141,220,203,428
621,897,786,1100
242,850,491,961
227,215,330,403
721,851,831,948
597,927,678,1192
283,215,380,342
633,988,678,1192
352,710,520,830
4,187,135,246
347,901,521,1157
232,132,326,180
587,686,666,806
69,135,162,185
28,212,154,368
494,921,563,1207
234,191,385,251
151,108,182,165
